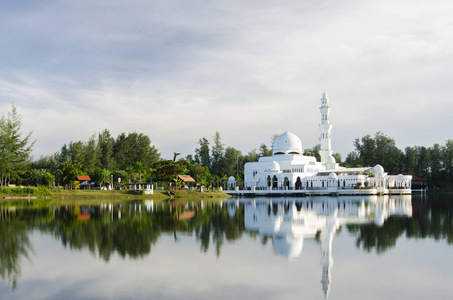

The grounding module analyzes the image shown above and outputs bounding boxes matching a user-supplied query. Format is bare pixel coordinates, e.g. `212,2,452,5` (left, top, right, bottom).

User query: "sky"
1,0,452,161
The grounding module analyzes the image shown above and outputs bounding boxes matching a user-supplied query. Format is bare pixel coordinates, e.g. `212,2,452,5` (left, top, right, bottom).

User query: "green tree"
113,132,160,170
98,129,115,169
82,135,101,175
221,147,241,176
60,160,83,189
195,137,210,169
0,105,34,188
211,132,224,176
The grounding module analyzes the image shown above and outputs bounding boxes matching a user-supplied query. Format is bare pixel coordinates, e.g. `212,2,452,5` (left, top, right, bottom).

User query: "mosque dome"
228,176,236,183
374,164,384,174
272,132,303,155
269,161,280,172
329,172,338,179
326,155,336,164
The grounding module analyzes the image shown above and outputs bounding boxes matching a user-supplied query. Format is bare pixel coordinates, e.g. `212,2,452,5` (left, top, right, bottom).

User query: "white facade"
241,93,412,194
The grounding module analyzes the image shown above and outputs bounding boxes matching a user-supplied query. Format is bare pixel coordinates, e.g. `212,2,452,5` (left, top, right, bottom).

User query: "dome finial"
322,92,327,99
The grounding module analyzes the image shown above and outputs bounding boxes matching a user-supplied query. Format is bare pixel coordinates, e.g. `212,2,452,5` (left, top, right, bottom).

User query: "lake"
1,193,452,300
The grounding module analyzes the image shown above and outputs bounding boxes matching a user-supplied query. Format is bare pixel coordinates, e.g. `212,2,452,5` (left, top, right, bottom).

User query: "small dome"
269,161,280,172
273,132,303,155
329,172,337,179
376,172,384,178
326,155,336,164
228,176,236,182
397,174,404,180
374,164,384,174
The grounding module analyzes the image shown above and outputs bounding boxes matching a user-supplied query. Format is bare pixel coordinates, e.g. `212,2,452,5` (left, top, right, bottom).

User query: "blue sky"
1,0,452,160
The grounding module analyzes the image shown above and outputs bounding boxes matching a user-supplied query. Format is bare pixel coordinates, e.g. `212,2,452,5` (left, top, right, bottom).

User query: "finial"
322,92,327,99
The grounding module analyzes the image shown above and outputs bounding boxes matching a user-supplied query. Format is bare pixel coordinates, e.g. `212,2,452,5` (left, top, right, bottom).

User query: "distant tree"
221,147,241,176
259,143,272,157
344,151,361,167
195,137,210,169
402,146,418,174
26,168,47,187
151,160,189,187
353,132,402,174
98,129,115,169
188,163,210,186
93,169,111,188
82,135,101,175
113,132,160,170
211,132,224,176
304,145,321,162
60,160,83,189
0,104,34,188
244,149,259,163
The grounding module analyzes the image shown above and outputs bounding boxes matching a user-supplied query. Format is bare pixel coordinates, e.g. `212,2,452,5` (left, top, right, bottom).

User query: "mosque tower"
319,92,333,163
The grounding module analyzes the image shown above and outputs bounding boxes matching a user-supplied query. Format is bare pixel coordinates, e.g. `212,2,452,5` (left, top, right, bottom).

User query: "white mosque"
225,93,412,196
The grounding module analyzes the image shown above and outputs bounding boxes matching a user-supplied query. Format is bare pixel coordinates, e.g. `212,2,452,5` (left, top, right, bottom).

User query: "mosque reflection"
225,196,413,298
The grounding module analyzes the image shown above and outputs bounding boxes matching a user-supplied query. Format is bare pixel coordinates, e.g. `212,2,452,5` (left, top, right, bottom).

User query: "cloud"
1,0,452,160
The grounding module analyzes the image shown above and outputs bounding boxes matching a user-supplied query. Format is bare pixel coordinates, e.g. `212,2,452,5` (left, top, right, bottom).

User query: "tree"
221,147,241,176
93,169,111,188
98,129,115,169
113,132,160,170
188,162,210,186
353,132,402,174
0,105,34,188
82,135,101,175
345,151,361,167
60,160,83,189
211,132,224,176
195,137,210,169
259,143,272,157
151,160,189,187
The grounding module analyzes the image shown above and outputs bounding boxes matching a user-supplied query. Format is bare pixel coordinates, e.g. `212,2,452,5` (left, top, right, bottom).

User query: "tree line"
1,105,452,189
344,132,453,189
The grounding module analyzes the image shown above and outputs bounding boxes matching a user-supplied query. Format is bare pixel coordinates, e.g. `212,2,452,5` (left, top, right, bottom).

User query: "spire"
319,92,333,163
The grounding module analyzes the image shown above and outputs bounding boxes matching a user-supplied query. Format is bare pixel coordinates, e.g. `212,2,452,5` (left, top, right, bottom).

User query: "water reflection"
225,195,413,298
2,194,453,298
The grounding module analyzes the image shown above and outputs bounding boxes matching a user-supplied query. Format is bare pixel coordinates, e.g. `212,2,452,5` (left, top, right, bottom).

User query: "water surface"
1,194,452,299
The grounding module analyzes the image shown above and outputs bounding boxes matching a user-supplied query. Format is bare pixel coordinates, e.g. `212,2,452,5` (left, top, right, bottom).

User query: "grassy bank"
1,187,230,204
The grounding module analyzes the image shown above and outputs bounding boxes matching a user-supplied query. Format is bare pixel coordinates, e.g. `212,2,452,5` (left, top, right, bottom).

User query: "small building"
178,175,196,189
77,176,91,190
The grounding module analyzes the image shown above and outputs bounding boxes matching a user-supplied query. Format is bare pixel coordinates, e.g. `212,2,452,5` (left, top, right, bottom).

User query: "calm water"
1,194,452,300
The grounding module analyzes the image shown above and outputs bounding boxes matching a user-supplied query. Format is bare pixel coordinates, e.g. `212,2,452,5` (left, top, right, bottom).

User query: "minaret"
319,92,333,163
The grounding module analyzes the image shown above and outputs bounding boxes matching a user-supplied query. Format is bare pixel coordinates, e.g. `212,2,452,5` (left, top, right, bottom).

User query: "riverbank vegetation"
1,105,452,198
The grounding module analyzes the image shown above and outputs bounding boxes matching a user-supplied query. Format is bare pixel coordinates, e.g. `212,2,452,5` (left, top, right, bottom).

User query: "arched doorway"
283,177,289,189
272,175,278,189
267,176,271,188
295,177,302,190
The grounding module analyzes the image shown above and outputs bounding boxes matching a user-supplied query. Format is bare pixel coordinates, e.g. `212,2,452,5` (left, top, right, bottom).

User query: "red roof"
77,176,91,181
405,172,427,183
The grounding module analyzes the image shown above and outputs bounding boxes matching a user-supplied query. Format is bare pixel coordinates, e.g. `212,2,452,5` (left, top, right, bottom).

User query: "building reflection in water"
226,195,412,299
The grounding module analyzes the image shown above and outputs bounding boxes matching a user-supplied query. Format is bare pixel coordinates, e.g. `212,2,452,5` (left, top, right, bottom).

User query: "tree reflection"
348,194,453,253
0,207,33,290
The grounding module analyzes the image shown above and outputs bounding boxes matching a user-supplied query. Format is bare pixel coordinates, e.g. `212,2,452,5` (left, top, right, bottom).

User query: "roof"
317,167,373,175
76,176,91,181
178,175,196,182
405,172,427,183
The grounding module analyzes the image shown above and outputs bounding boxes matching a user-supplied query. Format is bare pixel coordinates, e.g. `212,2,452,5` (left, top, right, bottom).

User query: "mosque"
225,93,412,196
